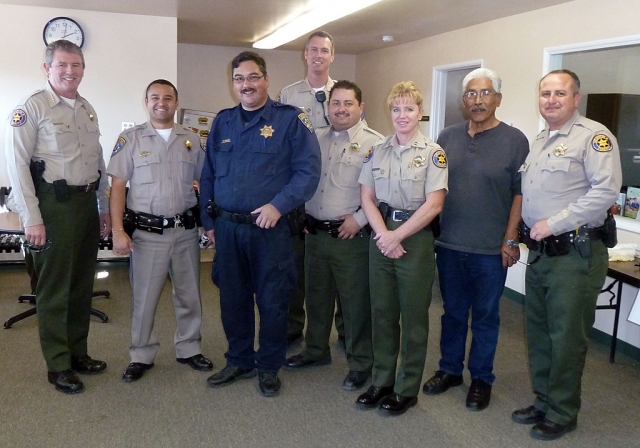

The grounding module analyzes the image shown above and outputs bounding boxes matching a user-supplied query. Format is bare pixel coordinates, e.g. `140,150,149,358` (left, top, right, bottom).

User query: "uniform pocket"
403,167,427,200
541,158,570,193
132,151,160,184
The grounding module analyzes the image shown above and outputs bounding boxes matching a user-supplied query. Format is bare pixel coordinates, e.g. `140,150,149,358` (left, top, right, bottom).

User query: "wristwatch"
504,239,520,248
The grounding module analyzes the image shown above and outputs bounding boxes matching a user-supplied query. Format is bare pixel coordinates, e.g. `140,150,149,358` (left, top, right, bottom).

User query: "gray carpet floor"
1,258,639,448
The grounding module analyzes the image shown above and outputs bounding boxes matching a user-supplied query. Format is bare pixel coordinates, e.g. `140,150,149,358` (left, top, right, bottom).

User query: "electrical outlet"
122,122,135,131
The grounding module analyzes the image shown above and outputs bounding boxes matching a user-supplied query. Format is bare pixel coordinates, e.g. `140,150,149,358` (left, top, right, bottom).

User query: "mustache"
471,106,488,112
241,88,256,94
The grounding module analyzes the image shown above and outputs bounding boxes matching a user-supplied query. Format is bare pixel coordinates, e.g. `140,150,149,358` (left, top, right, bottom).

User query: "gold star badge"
185,140,192,150
413,155,426,167
260,125,274,138
349,143,361,151
553,143,567,157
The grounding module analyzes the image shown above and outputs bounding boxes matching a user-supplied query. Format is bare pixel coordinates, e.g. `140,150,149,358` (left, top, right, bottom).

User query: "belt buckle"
391,210,406,222
173,214,182,228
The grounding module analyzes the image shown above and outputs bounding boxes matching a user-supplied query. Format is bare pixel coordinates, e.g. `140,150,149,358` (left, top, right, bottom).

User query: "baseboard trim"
503,287,640,363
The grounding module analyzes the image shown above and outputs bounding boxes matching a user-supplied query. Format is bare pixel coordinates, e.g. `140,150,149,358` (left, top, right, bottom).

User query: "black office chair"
1,186,110,329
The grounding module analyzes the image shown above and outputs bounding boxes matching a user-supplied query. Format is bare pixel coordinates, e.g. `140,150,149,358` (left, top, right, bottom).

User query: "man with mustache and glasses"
277,31,337,348
199,52,320,397
513,70,621,441
422,68,528,411
284,80,383,392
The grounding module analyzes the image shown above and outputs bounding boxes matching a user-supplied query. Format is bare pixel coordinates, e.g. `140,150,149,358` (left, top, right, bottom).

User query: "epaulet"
122,123,145,135
280,79,305,93
17,88,46,106
363,126,384,139
180,125,199,134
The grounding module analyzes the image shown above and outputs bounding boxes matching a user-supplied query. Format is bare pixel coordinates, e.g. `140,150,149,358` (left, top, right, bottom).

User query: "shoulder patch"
363,147,374,163
111,136,126,158
592,134,613,152
298,112,314,134
10,109,27,127
432,149,447,168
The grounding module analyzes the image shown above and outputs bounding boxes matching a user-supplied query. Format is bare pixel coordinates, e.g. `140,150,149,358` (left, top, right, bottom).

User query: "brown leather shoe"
48,369,84,394
356,385,394,408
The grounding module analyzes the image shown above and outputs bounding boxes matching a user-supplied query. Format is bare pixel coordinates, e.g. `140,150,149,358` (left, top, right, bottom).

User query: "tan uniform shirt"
106,122,204,216
307,121,384,226
278,78,335,130
5,82,109,227
521,111,622,233
358,130,449,210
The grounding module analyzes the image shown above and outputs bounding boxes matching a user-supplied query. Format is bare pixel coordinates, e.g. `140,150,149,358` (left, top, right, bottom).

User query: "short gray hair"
462,68,502,93
45,40,85,69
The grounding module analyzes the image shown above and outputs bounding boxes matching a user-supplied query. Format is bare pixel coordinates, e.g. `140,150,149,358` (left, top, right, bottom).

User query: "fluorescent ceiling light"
253,0,383,49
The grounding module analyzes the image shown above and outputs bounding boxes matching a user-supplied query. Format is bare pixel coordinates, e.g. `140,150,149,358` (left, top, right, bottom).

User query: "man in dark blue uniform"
200,51,321,397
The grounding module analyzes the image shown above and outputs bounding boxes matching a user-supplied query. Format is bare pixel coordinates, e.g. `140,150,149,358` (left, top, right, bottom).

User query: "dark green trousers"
33,188,99,372
369,222,435,397
302,232,372,371
525,240,608,425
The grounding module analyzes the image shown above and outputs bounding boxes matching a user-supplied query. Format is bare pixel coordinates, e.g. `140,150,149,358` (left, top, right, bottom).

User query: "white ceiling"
2,0,572,54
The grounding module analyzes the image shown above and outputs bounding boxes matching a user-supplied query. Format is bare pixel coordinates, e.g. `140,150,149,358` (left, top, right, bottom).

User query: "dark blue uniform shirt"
200,98,321,230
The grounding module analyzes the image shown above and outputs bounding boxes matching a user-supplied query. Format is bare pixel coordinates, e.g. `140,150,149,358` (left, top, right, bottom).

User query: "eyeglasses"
232,74,265,84
21,238,53,253
463,89,498,100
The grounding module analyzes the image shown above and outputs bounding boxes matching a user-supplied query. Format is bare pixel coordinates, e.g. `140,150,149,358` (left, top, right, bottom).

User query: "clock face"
43,17,84,48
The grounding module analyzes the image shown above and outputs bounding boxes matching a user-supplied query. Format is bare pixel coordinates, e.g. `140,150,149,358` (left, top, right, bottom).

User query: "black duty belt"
518,221,603,260
307,215,344,232
129,207,198,235
378,202,416,222
41,179,100,193
215,206,258,225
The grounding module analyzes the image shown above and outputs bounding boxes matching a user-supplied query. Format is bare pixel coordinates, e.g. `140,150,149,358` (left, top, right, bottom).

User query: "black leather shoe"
530,418,577,441
287,333,303,346
48,369,84,394
71,355,107,374
284,353,331,370
512,405,546,424
466,379,492,411
258,371,281,397
122,362,154,382
342,370,370,391
422,370,463,395
207,365,256,388
177,354,213,371
379,393,418,415
356,385,394,408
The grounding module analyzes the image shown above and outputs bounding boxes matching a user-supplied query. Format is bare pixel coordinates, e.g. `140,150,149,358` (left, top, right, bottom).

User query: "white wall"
0,4,177,186
356,0,640,139
177,43,357,115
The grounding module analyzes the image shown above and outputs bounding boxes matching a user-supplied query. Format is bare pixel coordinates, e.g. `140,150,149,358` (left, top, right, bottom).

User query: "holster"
602,209,618,248
29,160,45,194
123,208,136,238
287,205,306,239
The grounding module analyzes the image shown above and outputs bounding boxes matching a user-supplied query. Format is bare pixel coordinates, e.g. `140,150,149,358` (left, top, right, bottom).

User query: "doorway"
429,60,482,141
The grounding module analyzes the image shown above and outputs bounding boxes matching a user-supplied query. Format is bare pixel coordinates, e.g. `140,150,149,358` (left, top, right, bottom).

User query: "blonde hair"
387,81,423,110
